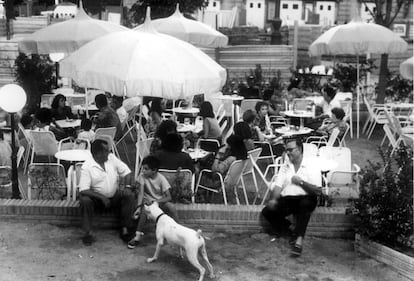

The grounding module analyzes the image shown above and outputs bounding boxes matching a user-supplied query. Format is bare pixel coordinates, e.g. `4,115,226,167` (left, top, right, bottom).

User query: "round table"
218,95,244,128
275,126,313,136
282,110,314,128
55,119,81,128
173,107,200,114
55,149,92,162
177,124,197,133
187,148,210,160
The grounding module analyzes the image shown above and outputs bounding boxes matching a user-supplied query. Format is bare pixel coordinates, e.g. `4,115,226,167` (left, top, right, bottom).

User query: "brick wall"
0,199,355,238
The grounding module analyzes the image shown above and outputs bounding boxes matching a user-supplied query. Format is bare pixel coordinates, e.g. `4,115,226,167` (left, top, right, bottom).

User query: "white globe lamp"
0,83,27,199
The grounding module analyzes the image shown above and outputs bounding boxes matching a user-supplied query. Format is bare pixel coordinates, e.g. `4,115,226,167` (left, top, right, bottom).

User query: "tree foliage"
129,0,208,25
361,0,412,103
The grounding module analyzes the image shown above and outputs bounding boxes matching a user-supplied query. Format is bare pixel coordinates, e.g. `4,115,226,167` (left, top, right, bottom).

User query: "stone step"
0,199,355,238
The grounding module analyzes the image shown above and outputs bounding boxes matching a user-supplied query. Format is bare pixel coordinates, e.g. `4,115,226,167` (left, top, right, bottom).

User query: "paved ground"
0,221,409,281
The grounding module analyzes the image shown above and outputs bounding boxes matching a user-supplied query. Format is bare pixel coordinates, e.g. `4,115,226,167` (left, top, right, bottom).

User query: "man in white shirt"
261,138,322,257
78,139,137,247
318,85,341,119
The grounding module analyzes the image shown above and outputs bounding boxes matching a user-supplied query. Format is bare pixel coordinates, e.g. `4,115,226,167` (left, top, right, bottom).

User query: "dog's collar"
155,213,166,224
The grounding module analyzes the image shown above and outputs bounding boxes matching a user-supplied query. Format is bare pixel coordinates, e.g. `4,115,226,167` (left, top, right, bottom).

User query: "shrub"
385,73,413,102
350,145,413,249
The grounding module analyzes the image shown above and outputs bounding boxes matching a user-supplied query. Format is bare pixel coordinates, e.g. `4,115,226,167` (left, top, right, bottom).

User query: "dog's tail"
196,229,202,239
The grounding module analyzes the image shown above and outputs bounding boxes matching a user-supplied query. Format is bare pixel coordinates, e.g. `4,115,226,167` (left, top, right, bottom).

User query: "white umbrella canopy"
309,20,408,56
60,14,226,98
18,3,129,54
309,19,408,138
134,4,228,48
400,57,413,80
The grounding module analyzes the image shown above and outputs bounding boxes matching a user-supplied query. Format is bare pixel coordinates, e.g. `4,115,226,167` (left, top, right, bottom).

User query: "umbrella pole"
357,56,360,139
134,105,143,180
84,87,89,118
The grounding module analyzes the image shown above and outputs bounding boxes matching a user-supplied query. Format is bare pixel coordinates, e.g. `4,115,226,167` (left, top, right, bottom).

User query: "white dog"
144,202,215,281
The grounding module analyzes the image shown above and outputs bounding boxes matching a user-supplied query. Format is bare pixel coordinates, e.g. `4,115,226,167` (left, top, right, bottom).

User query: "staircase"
0,40,19,88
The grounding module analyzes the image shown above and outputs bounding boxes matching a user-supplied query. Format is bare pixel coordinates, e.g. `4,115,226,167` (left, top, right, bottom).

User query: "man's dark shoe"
288,235,298,246
82,234,96,246
290,244,302,257
120,231,135,243
127,231,144,249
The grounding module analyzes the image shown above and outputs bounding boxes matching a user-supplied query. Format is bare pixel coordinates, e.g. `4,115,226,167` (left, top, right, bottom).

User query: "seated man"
78,139,137,247
261,137,322,257
93,94,122,140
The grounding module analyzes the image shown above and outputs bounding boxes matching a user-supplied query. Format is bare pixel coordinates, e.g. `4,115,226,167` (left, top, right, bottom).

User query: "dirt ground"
0,221,409,281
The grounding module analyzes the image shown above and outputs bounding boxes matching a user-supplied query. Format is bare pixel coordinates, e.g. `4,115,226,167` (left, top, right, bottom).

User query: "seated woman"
242,109,265,142
233,121,255,151
150,119,177,154
211,134,247,175
254,101,272,134
153,133,195,173
316,107,348,139
33,108,66,140
51,94,74,121
267,90,286,116
197,101,222,152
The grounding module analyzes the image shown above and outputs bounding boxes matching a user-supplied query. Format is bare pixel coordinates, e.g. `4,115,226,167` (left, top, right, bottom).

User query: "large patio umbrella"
18,3,129,54
134,4,228,48
400,57,413,80
60,7,226,177
309,19,408,138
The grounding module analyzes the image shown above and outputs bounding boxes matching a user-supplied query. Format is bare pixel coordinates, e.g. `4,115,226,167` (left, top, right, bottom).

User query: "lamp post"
0,84,27,199
49,53,65,88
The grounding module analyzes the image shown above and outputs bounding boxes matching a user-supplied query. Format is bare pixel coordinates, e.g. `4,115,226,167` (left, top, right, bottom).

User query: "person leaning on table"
78,139,138,247
261,137,322,257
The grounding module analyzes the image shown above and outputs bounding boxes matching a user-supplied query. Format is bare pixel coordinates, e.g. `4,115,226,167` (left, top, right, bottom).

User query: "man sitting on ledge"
78,139,137,247
261,137,322,257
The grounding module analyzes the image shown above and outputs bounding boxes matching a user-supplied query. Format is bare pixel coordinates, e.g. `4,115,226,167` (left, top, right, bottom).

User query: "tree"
129,0,208,25
362,0,412,103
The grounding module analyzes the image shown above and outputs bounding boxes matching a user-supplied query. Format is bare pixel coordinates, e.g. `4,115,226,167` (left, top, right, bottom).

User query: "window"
293,4,298,9
320,5,323,10
258,3,261,8
373,7,377,12
250,3,253,8
328,5,331,11
213,2,216,7
282,3,288,9
365,7,369,12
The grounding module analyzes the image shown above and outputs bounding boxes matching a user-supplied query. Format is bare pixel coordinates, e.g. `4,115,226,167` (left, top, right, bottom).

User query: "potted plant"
349,145,414,278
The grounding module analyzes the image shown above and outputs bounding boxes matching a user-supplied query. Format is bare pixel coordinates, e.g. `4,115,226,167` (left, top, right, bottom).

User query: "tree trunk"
376,53,389,104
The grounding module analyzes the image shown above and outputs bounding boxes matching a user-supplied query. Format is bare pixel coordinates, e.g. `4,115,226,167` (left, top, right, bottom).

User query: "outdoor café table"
55,149,92,201
187,148,210,161
281,110,314,128
274,126,313,137
173,107,200,115
218,94,244,128
55,119,81,129
177,123,201,134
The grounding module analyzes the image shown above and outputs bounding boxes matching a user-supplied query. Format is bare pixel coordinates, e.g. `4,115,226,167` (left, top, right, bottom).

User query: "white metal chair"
136,137,154,172
382,124,407,155
240,148,262,205
196,138,221,153
158,169,195,203
18,123,32,174
94,127,120,158
339,99,353,138
27,163,68,200
306,127,340,148
362,95,388,139
0,147,26,199
29,130,59,165
195,159,248,205
318,146,361,200
303,143,318,158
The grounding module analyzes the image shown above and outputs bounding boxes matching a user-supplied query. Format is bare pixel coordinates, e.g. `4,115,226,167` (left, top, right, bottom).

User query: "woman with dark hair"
242,109,265,142
254,101,272,133
150,119,178,154
211,134,247,175
154,133,195,172
316,107,348,138
233,121,255,151
146,98,164,136
50,94,74,120
198,101,221,140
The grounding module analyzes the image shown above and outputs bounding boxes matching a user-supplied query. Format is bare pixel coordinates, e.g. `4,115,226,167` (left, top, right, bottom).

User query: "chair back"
383,124,398,148
240,99,261,114
326,128,340,147
196,138,220,153
244,148,262,174
269,115,287,128
136,137,153,166
223,159,248,188
219,119,228,133
94,127,116,146
158,169,195,203
335,92,353,101
319,146,351,171
29,130,58,157
27,163,68,200
303,143,318,158
339,100,352,122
